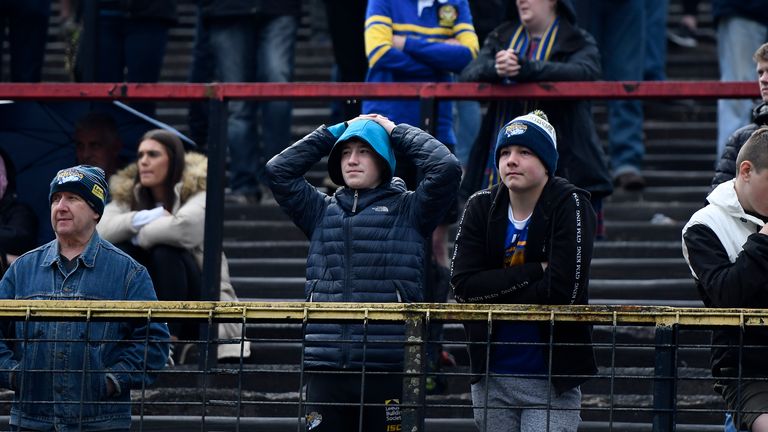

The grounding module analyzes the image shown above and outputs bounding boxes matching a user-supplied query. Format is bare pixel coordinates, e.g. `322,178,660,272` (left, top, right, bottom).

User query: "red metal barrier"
0,81,758,101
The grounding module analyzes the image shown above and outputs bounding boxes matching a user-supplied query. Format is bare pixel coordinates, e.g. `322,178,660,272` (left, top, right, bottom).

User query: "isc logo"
386,425,402,432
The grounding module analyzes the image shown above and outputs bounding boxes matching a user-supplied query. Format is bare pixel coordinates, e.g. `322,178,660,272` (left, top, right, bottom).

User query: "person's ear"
738,160,753,181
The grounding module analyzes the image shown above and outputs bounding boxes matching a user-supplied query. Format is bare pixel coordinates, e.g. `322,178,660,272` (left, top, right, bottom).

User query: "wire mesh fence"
0,301,763,431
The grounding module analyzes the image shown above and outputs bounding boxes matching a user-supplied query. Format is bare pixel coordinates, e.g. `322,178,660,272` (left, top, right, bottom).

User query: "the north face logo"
372,206,389,212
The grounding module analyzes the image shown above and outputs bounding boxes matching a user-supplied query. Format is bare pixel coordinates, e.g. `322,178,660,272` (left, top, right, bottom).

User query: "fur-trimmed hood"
109,152,208,208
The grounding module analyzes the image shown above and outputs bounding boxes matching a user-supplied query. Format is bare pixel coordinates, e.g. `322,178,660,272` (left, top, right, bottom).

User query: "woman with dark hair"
98,129,250,361
0,148,38,272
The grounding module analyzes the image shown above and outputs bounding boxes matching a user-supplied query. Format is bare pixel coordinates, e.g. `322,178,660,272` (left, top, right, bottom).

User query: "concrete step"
607,186,708,203
223,240,309,259
590,258,691,279
645,138,716,155
594,241,686,259
643,154,716,171
603,202,700,222
589,278,698,302
602,221,685,242
642,170,712,187
233,277,305,300
229,258,305,278
224,221,306,242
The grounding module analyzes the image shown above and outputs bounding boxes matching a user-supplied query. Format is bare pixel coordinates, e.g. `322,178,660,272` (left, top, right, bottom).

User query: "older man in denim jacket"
0,165,170,431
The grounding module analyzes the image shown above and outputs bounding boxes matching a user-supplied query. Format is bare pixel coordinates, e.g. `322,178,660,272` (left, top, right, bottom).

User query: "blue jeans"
644,0,668,81
587,0,645,178
716,16,768,159
209,14,297,195
94,15,169,83
92,14,170,116
0,0,50,82
453,100,481,167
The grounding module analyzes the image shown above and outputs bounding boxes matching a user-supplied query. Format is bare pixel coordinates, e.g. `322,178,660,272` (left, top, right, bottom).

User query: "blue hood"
327,119,396,187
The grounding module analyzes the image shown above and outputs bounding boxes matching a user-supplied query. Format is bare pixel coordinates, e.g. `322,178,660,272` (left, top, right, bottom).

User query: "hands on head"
495,49,521,78
349,114,397,135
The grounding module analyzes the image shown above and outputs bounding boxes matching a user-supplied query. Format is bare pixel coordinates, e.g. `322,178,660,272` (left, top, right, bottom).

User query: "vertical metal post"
402,314,426,432
652,325,677,432
201,98,227,371
202,98,226,301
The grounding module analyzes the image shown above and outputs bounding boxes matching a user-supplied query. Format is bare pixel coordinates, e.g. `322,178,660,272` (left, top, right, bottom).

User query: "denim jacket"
0,231,170,431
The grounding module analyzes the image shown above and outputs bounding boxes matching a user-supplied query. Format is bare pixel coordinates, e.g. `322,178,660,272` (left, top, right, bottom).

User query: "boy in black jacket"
450,110,596,432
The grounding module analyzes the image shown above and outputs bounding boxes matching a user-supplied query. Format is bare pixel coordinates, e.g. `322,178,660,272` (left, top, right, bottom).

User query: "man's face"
498,145,548,193
50,191,98,241
340,140,383,190
739,163,768,217
757,60,768,102
75,128,121,175
516,0,557,29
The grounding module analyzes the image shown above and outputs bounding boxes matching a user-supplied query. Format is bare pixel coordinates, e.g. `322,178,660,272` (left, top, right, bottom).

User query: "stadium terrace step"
224,220,306,242
590,258,691,279
606,186,709,203
641,170,714,187
594,241,687,259
645,138,716,155
588,278,698,303
228,258,306,278
603,202,701,222
223,240,309,259
602,221,686,241
233,277,305,300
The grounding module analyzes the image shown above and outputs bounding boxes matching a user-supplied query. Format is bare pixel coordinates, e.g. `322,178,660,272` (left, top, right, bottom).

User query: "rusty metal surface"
0,301,763,327
0,81,757,101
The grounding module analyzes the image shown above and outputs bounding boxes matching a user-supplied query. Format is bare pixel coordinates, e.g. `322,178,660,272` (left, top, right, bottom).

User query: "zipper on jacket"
352,190,359,213
342,214,353,368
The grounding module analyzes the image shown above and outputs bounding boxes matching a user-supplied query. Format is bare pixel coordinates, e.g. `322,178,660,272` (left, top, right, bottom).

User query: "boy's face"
739,162,768,217
340,140,383,190
498,145,548,193
757,60,768,102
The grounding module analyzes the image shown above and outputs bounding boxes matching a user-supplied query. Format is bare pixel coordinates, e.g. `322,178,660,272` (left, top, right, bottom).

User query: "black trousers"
305,371,403,432
115,243,202,339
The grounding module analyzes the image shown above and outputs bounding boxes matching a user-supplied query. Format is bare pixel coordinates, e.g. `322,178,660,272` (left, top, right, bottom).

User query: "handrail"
0,81,758,101
0,300,764,327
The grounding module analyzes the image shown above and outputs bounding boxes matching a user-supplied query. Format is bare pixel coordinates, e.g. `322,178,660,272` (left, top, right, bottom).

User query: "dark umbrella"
0,100,196,244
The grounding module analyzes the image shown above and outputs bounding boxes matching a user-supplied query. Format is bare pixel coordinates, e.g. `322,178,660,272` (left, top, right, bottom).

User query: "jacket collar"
708,180,767,226
754,101,768,125
41,230,101,269
335,177,407,213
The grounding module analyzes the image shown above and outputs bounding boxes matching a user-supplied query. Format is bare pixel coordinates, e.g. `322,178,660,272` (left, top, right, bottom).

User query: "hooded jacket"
97,152,250,360
450,177,597,393
265,123,461,370
682,180,768,378
712,102,768,188
459,0,612,201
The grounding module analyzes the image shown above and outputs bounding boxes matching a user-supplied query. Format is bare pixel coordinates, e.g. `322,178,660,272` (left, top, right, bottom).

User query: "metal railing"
0,301,765,431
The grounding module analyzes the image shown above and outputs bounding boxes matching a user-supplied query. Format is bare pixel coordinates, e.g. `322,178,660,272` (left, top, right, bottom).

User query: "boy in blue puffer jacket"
265,113,461,431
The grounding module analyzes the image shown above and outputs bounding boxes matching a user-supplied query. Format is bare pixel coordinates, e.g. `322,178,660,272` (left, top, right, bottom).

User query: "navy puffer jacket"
266,123,461,371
